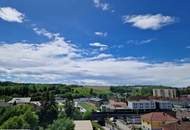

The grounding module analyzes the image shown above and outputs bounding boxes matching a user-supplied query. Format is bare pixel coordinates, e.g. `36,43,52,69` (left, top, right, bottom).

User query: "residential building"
172,95,190,108
101,100,128,111
8,97,31,104
55,96,65,104
161,121,190,130
153,89,177,98
156,100,172,110
127,100,172,110
128,100,156,110
74,98,89,103
89,97,103,107
141,112,178,130
74,120,93,130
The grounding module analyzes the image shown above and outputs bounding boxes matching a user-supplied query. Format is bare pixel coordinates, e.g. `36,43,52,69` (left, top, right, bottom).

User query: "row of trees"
0,102,74,130
0,82,110,101
0,105,38,129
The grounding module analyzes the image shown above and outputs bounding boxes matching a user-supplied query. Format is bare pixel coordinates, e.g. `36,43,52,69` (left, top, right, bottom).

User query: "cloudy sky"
0,0,190,87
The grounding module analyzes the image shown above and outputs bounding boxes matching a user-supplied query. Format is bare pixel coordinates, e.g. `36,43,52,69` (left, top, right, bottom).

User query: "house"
141,112,178,130
101,100,128,112
89,97,103,107
8,97,31,104
153,89,177,98
55,96,66,104
128,100,156,110
74,120,93,130
161,121,190,130
74,98,89,103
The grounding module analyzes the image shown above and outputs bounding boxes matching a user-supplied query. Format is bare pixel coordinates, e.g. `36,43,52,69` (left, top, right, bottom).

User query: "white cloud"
123,14,176,30
95,32,107,37
0,7,24,23
33,27,60,40
1,39,190,87
90,42,108,47
127,39,155,45
93,0,109,11
89,42,108,51
0,29,190,87
87,53,112,60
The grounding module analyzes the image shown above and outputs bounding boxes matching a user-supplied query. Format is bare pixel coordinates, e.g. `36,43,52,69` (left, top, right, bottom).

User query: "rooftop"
142,112,178,122
89,97,103,102
109,100,127,108
74,120,93,130
8,97,31,104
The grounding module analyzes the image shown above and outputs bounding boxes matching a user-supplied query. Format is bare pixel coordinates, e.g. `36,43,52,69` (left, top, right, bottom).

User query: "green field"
80,102,98,112
73,87,111,97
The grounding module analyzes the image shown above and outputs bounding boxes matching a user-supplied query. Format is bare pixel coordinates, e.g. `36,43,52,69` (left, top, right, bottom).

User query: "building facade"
128,100,172,110
8,97,31,104
156,100,172,110
141,112,178,130
153,89,177,98
128,100,156,110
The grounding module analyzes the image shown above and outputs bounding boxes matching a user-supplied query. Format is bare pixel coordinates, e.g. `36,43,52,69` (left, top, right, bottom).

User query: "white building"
156,100,172,110
153,89,177,98
8,97,31,104
128,100,172,110
128,100,156,110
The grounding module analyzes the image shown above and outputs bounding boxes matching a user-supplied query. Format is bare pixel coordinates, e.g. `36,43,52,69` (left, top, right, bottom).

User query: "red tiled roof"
110,100,127,108
142,112,178,122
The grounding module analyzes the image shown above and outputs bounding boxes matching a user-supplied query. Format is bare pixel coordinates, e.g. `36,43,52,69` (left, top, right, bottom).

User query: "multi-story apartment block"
128,100,156,110
153,89,177,98
128,100,172,110
156,100,172,110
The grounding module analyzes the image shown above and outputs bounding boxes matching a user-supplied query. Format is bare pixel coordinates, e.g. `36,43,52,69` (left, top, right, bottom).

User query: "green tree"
39,101,58,127
0,116,29,129
23,110,39,128
47,118,74,130
64,98,75,118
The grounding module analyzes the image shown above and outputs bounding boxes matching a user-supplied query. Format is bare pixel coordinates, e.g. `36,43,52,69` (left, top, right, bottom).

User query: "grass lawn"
80,102,97,112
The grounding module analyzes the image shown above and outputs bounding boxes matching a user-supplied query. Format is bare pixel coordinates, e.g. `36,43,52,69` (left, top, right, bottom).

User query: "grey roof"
8,97,31,104
90,97,103,102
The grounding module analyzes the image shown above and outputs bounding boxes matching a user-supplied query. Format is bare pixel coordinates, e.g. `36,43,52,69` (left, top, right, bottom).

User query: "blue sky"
0,0,190,87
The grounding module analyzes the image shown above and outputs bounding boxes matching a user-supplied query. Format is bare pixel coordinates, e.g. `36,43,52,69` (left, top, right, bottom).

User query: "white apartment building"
156,100,172,110
153,89,177,98
128,100,172,110
128,100,156,110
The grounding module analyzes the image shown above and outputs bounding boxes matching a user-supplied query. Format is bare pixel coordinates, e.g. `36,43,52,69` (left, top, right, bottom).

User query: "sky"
0,0,190,87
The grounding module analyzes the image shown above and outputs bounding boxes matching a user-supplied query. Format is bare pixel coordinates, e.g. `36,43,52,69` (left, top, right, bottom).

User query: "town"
1,82,190,130
1,0,190,129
